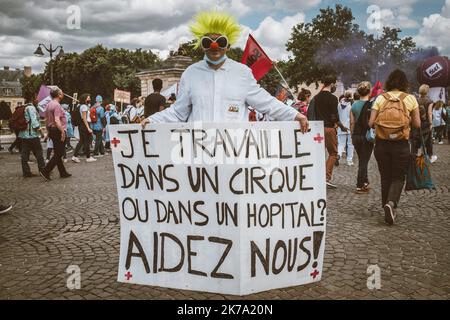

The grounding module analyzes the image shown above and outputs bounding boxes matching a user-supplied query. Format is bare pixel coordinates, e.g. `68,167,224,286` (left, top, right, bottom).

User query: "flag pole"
273,62,296,100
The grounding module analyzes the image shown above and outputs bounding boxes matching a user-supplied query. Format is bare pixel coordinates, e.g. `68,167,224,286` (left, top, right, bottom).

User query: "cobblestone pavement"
0,141,449,300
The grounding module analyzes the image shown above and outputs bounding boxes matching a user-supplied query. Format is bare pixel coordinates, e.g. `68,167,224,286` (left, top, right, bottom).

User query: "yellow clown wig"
190,11,242,49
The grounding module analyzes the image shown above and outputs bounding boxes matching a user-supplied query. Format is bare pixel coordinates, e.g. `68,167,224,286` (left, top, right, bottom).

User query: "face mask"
204,54,228,66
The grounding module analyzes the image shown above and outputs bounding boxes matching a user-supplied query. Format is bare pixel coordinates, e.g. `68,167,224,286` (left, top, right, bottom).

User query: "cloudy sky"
0,0,448,73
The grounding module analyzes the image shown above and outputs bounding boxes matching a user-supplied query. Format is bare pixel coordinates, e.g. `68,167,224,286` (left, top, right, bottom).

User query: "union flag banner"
242,34,273,81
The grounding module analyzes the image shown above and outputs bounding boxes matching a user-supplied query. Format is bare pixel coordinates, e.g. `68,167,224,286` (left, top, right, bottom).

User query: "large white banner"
110,121,327,295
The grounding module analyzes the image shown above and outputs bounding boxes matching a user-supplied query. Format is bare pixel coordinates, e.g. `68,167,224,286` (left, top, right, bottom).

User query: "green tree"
41,45,159,103
21,73,43,102
285,5,419,88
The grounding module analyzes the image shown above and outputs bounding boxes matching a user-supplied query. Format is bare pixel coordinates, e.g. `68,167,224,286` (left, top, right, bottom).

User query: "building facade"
0,66,31,114
136,53,193,98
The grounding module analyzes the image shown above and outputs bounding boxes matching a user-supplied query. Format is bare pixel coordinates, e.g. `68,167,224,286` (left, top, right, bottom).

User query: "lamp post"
34,43,64,85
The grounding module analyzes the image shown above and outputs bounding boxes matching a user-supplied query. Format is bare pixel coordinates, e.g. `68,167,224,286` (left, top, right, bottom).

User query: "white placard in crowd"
110,121,327,295
114,89,131,104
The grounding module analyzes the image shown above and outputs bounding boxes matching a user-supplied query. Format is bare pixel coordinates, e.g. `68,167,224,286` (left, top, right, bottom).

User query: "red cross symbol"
112,137,121,148
310,269,320,279
125,271,133,280
314,134,324,143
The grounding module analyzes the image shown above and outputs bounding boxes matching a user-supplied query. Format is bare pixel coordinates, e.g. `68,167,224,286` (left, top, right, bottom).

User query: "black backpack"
353,101,372,135
109,116,119,125
71,104,82,127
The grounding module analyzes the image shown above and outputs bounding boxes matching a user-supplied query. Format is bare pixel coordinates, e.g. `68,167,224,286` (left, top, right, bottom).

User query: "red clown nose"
210,41,219,50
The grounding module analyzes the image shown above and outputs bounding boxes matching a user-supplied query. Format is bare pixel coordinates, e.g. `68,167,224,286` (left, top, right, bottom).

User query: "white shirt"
148,59,299,123
432,108,446,127
80,104,91,123
124,105,137,121
337,99,352,135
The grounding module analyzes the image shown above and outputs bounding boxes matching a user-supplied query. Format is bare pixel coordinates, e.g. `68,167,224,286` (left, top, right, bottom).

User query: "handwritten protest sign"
110,121,326,295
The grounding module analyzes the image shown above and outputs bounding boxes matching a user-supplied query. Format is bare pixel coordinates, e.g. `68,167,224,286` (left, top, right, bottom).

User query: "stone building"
136,52,193,98
0,66,32,114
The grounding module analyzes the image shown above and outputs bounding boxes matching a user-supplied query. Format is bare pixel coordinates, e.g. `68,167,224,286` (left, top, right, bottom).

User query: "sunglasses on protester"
201,36,229,50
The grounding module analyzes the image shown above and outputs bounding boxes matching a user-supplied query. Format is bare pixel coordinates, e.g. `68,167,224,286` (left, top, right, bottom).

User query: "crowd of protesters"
297,69,447,226
1,72,449,227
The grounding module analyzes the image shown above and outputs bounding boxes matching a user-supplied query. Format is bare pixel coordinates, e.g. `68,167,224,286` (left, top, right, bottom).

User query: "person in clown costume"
142,11,309,133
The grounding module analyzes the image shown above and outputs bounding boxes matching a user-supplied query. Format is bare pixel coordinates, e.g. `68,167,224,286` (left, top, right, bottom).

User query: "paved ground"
0,140,449,300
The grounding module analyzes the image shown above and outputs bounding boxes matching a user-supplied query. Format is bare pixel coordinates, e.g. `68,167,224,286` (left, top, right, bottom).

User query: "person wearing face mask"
72,94,96,163
141,11,309,134
312,75,349,189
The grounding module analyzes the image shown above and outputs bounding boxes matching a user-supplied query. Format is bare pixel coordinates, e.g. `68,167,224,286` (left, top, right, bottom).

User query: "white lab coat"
148,59,299,123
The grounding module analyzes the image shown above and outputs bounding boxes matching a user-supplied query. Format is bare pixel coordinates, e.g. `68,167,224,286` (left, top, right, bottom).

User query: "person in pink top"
40,88,71,181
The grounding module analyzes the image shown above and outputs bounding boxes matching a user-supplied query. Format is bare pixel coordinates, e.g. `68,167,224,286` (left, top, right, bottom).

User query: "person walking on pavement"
369,69,421,225
310,75,349,189
72,94,96,163
337,90,355,166
350,82,374,194
19,100,46,177
40,88,71,181
91,95,106,157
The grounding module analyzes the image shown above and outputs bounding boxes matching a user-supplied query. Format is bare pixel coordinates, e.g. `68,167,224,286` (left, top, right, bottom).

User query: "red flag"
370,81,383,99
242,34,273,81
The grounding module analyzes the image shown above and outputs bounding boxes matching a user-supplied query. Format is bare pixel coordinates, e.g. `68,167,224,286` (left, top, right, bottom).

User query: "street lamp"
33,43,64,85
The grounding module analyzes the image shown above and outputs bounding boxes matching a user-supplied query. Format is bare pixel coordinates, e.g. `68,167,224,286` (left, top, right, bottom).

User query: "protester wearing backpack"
413,85,435,162
369,69,421,226
350,82,374,194
8,105,26,153
72,94,96,163
91,95,106,157
18,101,46,177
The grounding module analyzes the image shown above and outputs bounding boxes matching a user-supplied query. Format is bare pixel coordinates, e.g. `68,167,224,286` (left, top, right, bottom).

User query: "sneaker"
45,159,49,164
363,183,371,191
326,181,337,189
355,187,369,194
384,202,396,225
438,141,444,145
0,204,13,214
28,160,34,164
347,161,354,166
430,155,438,163
94,154,103,158
71,156,81,163
60,173,72,179
63,158,68,163
86,157,97,163
39,170,51,182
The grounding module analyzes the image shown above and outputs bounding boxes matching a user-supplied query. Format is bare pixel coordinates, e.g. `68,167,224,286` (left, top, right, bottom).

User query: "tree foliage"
285,4,425,89
36,45,159,103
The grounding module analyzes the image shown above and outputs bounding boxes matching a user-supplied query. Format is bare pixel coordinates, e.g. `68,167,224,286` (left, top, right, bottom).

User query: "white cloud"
378,6,420,30
0,0,316,72
415,0,450,56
